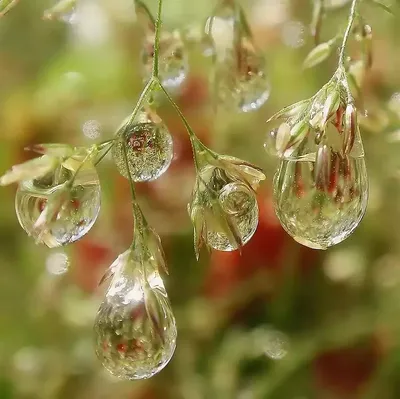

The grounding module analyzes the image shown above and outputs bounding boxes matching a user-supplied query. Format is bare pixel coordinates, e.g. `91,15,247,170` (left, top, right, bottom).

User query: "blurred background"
1,0,400,398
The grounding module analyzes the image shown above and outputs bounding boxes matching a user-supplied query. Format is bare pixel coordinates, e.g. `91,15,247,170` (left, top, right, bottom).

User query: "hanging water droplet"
94,250,177,380
112,108,173,182
142,31,188,89
216,35,270,112
273,146,368,249
200,166,259,250
15,164,101,248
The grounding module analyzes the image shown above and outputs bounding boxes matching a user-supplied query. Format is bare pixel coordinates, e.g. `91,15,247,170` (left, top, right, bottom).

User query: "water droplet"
217,37,270,112
112,109,173,182
94,250,177,380
200,166,259,250
281,20,305,48
142,31,188,89
46,251,70,275
15,164,101,248
273,150,368,249
82,119,101,139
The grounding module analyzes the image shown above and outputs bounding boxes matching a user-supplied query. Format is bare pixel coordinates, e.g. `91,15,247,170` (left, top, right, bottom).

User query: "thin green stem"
158,79,220,175
338,0,360,67
67,146,97,187
152,0,163,77
94,79,154,167
121,135,137,202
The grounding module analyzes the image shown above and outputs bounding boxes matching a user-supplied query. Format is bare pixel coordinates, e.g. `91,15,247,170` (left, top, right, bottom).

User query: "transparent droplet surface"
142,31,188,89
15,165,101,248
112,111,173,182
44,0,78,23
273,151,368,250
198,166,259,251
207,182,259,251
94,251,177,380
216,37,270,113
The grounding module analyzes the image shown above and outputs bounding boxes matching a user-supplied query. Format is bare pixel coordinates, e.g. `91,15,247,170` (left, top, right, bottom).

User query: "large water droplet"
142,31,188,89
94,250,177,380
112,109,173,182
15,164,101,248
273,149,368,249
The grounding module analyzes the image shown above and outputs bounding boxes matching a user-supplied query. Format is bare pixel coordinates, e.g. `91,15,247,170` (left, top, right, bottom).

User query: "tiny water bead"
94,251,177,380
199,167,259,251
112,110,173,182
142,31,188,89
15,164,101,248
273,149,368,250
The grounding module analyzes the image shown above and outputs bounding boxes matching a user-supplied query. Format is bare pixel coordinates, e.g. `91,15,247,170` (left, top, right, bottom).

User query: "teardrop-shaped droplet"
112,108,173,182
273,147,368,249
15,164,101,248
142,30,188,89
94,250,177,380
201,166,259,251
216,34,270,113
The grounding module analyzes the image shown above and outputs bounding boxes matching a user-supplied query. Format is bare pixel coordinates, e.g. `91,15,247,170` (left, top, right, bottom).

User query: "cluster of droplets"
112,106,173,182
94,246,176,380
205,1,270,112
0,0,271,383
265,69,368,249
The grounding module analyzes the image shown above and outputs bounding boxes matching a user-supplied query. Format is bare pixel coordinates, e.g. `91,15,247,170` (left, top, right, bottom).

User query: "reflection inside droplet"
46,251,70,275
82,120,101,139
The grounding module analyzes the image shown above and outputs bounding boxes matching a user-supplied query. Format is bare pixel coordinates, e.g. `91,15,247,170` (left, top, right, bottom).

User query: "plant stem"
338,0,360,67
95,78,154,167
152,0,163,78
158,81,214,172
116,78,155,202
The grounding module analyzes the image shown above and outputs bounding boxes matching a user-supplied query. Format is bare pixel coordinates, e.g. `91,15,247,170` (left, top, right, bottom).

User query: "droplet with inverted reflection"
142,31,188,89
216,35,270,113
112,108,173,182
94,250,177,380
15,164,101,248
273,143,368,250
201,166,259,250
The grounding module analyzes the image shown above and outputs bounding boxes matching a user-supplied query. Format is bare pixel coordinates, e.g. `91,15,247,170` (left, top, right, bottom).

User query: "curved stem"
338,0,360,67
152,0,163,78
158,80,218,172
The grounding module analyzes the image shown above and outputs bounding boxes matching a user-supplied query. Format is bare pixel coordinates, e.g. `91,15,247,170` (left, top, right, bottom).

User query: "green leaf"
303,42,333,69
